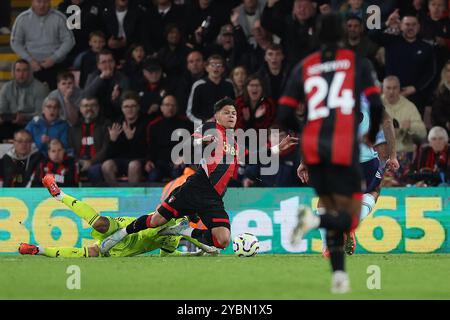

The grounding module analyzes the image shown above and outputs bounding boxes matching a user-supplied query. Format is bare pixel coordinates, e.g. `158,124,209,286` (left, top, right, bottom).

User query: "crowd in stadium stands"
0,0,449,188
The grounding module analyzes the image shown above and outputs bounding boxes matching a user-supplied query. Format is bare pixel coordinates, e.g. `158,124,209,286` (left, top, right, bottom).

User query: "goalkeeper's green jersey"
91,216,181,257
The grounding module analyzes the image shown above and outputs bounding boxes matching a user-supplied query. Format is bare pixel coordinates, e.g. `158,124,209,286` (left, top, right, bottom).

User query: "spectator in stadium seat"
256,43,289,102
1,129,41,187
233,19,274,74
142,0,187,54
10,0,75,89
122,43,147,90
344,15,381,65
25,97,70,156
409,126,449,186
235,74,276,130
173,50,206,116
186,54,235,125
77,31,107,88
32,138,78,187
431,60,450,135
373,12,436,115
419,0,450,80
145,95,193,182
203,24,239,72
261,0,317,66
382,75,427,184
84,49,130,120
0,59,49,142
134,58,169,119
184,0,224,49
382,76,427,154
339,0,368,22
101,91,148,186
101,0,145,60
230,65,248,97
233,0,267,47
47,71,83,126
57,0,104,65
68,96,110,184
156,24,192,92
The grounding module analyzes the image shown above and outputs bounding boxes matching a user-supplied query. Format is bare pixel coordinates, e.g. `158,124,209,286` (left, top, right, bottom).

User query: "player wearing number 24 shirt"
281,13,385,294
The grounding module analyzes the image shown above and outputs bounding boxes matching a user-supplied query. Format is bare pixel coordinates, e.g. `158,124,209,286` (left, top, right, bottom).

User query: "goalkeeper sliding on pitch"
19,174,211,258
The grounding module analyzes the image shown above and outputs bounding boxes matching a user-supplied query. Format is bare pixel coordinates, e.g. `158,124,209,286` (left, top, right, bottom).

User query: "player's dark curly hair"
316,13,345,45
213,97,236,113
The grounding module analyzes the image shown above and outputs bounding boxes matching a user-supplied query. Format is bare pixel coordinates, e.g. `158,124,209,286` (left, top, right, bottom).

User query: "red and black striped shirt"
191,121,238,197
279,48,382,167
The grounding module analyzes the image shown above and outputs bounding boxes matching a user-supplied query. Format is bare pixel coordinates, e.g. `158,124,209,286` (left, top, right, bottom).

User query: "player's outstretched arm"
19,243,98,258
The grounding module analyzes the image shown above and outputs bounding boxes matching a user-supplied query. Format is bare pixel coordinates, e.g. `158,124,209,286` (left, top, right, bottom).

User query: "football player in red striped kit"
280,13,384,293
99,97,298,255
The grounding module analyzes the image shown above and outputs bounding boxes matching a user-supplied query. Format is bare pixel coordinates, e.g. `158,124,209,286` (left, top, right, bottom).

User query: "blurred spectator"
419,0,450,76
47,71,83,126
431,60,450,134
233,0,268,46
242,125,300,187
32,138,78,187
382,75,427,185
142,0,187,54
84,49,130,120
174,50,206,115
399,0,427,20
340,0,368,22
0,59,49,142
57,0,104,64
230,65,248,97
25,97,70,156
1,129,41,187
77,31,107,88
69,96,110,184
186,0,226,48
261,0,317,66
145,95,193,182
0,0,11,34
135,58,169,118
101,0,145,60
382,76,427,154
186,54,235,125
101,91,148,186
409,126,449,186
375,12,436,115
256,43,289,102
204,24,238,71
122,43,147,90
10,0,75,89
157,24,191,91
344,15,381,68
235,74,276,130
235,19,274,73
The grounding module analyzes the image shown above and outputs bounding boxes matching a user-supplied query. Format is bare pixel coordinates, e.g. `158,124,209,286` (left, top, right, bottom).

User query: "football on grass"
233,233,260,257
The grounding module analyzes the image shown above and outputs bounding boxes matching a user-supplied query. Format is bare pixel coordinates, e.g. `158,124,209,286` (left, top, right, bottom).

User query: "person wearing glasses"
186,54,235,127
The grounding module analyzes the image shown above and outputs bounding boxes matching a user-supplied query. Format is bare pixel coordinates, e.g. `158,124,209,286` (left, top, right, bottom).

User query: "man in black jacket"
101,91,148,186
261,0,317,67
1,129,41,187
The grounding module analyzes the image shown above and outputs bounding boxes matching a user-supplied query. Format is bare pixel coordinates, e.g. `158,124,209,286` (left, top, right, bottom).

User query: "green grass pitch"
1,254,449,299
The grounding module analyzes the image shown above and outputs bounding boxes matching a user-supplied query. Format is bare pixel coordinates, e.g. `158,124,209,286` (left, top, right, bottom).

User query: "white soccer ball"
233,233,260,257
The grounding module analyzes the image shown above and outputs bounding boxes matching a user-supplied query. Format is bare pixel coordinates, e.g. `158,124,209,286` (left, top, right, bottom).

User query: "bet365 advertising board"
1,187,449,254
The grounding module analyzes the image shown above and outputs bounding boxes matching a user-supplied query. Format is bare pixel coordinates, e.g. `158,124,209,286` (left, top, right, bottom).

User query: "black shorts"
157,175,230,230
308,163,362,197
